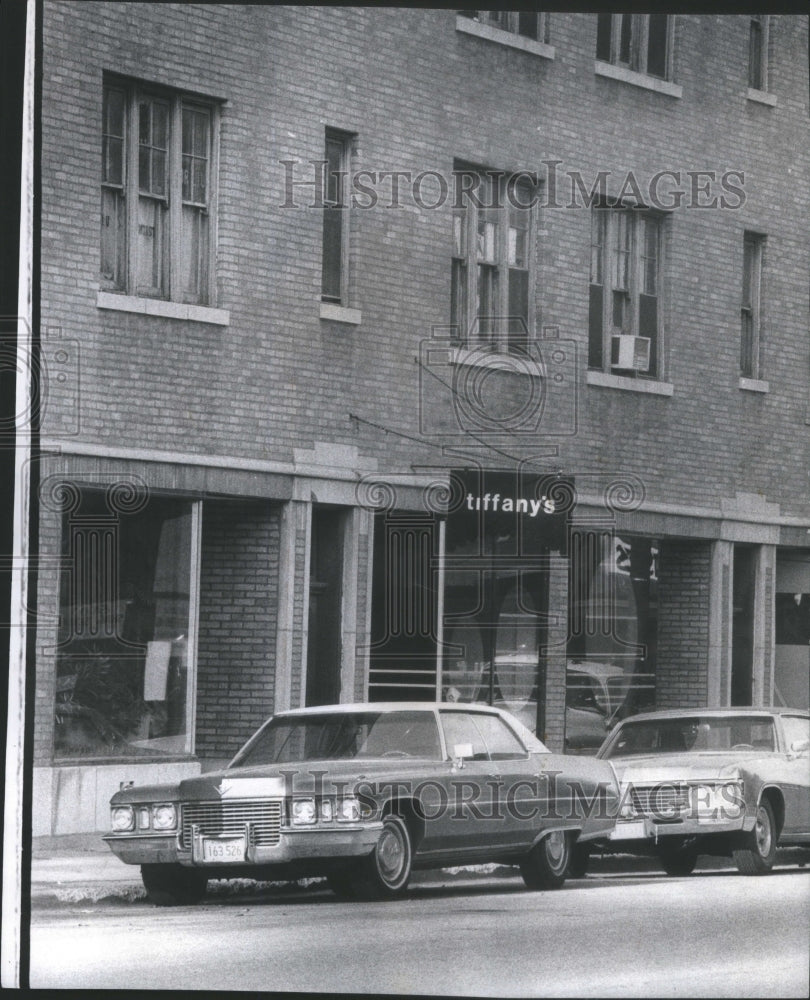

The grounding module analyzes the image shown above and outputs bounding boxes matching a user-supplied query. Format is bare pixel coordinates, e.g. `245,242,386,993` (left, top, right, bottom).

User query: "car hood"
110,757,450,804
606,751,770,784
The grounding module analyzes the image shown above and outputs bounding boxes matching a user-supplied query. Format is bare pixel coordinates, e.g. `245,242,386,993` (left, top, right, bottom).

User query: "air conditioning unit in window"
611,334,651,372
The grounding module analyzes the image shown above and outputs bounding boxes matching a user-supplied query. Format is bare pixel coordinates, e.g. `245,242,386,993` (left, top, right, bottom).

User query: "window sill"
594,60,682,99
587,370,674,396
320,302,362,325
97,291,230,326
747,88,777,107
455,15,555,60
739,377,769,393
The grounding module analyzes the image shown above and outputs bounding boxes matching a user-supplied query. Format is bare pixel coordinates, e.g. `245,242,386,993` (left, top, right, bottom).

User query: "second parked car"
571,707,810,877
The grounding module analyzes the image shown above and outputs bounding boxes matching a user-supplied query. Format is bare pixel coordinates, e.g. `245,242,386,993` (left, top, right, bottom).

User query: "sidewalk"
28,833,808,908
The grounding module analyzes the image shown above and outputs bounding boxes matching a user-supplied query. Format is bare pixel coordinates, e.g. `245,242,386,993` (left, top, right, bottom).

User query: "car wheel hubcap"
377,826,406,882
545,831,566,871
755,807,772,857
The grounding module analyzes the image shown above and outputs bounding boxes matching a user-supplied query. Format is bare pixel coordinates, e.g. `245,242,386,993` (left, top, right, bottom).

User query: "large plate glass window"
54,490,199,759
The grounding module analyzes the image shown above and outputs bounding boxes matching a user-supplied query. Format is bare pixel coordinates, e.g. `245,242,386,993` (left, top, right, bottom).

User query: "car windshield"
231,710,443,767
602,715,776,758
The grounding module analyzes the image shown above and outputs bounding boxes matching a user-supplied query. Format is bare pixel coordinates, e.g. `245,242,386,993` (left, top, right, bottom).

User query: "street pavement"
26,856,810,996
28,832,809,906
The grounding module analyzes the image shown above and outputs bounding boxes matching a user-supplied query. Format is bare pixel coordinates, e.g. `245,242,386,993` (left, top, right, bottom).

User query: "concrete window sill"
320,302,362,325
455,16,555,60
594,60,682,99
747,88,777,107
97,291,230,326
587,370,674,396
739,377,769,393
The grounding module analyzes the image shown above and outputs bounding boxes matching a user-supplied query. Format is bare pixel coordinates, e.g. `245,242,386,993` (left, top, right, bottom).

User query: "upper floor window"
451,164,536,352
321,129,354,306
596,13,672,80
589,207,663,378
748,15,770,91
740,232,765,379
458,9,549,45
101,79,218,306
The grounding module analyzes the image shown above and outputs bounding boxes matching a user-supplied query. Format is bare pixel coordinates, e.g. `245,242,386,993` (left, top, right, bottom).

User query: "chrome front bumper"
608,815,748,841
104,822,383,867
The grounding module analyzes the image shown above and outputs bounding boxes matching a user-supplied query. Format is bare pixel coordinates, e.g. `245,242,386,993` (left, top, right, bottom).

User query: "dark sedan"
104,702,619,904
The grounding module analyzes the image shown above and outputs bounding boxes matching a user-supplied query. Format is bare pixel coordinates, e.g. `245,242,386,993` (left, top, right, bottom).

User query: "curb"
31,850,809,909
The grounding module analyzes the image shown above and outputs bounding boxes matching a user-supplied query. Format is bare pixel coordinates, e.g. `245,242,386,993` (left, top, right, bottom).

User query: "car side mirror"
789,738,809,755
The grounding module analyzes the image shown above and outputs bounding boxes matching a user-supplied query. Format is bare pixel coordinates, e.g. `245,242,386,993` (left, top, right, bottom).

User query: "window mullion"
498,191,508,351
602,214,612,371
208,104,220,307
666,15,675,80
752,242,762,377
341,139,351,307
637,15,650,74
169,97,183,302
125,90,139,295
629,214,639,337
466,201,476,344
610,14,621,63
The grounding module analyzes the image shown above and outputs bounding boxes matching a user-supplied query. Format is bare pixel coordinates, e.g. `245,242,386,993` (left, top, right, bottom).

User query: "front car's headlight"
152,803,177,830
111,805,135,832
291,798,317,825
336,797,361,823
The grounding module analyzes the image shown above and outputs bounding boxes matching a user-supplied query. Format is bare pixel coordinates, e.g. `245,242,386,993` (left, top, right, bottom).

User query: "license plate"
609,820,647,840
202,837,246,863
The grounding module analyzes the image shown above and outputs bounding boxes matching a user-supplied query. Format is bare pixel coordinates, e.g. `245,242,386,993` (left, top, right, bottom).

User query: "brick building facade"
34,5,810,833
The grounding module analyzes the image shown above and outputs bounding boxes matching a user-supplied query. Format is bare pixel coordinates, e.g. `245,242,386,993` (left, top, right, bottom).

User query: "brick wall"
39,6,810,524
656,540,712,707
195,500,280,758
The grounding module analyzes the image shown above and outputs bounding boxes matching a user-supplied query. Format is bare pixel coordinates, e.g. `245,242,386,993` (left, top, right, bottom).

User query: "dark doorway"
305,507,345,706
731,545,756,706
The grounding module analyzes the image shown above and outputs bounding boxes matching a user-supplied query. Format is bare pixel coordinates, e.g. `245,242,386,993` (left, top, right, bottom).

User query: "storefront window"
566,532,657,752
54,490,197,758
441,469,564,735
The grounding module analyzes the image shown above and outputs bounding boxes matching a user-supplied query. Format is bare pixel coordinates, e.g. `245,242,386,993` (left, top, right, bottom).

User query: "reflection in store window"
566,532,657,753
492,582,540,732
54,491,195,758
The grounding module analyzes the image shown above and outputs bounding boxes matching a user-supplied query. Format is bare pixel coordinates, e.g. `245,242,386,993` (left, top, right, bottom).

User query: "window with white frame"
747,15,770,91
458,9,549,45
596,13,672,80
740,232,765,379
101,79,218,306
589,207,663,377
451,165,535,351
321,129,354,305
